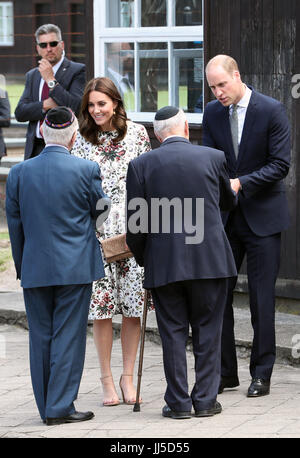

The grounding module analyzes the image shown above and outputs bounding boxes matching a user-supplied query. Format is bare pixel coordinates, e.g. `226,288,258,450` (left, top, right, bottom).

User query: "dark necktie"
41,80,49,101
39,81,49,128
230,104,239,158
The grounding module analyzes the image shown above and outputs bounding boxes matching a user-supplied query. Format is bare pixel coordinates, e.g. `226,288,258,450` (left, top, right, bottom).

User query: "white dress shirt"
229,85,252,144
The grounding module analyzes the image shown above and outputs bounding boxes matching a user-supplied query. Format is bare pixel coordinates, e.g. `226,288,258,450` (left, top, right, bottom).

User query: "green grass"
0,248,11,272
0,232,12,272
6,83,25,114
157,87,188,110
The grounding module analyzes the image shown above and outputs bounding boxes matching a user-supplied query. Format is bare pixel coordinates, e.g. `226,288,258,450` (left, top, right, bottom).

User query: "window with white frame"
0,2,14,46
94,0,203,122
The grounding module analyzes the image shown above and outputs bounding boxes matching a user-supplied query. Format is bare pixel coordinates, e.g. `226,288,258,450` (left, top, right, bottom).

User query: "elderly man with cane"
6,106,109,425
126,106,237,419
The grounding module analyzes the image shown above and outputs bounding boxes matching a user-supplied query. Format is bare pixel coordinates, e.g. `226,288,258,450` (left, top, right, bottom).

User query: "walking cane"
133,289,149,412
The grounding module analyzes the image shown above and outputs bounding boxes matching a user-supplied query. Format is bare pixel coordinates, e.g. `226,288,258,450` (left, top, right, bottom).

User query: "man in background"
15,23,86,159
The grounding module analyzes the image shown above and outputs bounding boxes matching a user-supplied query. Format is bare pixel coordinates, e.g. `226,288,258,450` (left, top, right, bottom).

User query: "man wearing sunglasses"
15,24,86,160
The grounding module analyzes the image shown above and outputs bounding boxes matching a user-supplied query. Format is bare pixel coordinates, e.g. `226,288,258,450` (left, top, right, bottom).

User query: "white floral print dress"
72,121,153,320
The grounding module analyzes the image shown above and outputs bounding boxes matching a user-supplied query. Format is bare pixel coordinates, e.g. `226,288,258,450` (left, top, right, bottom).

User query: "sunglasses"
37,41,60,49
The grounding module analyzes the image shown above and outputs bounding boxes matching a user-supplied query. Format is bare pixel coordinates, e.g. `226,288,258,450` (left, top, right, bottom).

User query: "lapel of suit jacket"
237,89,257,166
33,68,42,101
55,57,70,84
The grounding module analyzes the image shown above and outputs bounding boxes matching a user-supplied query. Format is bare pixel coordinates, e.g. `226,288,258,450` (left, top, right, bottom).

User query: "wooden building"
0,0,299,306
0,0,92,79
204,0,300,308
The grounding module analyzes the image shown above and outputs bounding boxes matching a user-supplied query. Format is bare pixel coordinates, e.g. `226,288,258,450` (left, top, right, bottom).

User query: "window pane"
141,0,166,27
105,42,135,112
0,3,14,46
172,41,203,113
107,0,134,27
139,42,168,112
176,0,202,26
7,4,13,44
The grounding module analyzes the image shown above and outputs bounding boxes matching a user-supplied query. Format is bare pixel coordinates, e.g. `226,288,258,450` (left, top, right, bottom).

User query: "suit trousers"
222,206,281,381
151,278,229,412
23,283,92,420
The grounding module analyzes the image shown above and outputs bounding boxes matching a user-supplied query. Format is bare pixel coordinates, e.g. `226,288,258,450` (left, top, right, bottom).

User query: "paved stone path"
1,323,300,439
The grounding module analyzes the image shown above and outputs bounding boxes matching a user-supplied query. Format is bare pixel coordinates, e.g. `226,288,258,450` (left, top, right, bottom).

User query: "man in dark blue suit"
15,24,86,160
126,106,237,419
6,107,109,425
203,55,291,397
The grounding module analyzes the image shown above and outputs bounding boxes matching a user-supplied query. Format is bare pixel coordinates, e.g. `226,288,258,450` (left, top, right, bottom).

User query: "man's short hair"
35,24,62,42
206,55,239,75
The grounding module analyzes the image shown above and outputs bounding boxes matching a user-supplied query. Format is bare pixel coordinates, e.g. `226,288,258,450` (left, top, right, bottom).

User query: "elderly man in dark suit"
202,55,291,397
6,107,109,425
126,106,237,419
0,89,10,162
15,23,86,160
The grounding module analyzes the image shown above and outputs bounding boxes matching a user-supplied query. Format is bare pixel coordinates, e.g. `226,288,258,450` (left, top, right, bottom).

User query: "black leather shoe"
247,378,270,397
218,376,240,394
46,410,94,425
194,401,222,417
162,404,191,419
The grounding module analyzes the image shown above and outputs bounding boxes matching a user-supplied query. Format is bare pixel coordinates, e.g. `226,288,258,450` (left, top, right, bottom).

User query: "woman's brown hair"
79,77,128,145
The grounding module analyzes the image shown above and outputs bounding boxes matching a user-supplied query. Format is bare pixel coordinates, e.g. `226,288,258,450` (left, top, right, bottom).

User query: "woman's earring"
113,110,116,116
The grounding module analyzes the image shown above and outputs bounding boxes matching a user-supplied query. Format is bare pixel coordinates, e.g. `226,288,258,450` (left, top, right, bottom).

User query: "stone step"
2,118,27,150
4,138,25,148
0,291,300,368
0,167,10,178
0,156,23,168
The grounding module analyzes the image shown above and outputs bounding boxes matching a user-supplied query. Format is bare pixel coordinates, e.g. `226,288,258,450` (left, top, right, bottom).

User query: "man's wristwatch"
47,80,57,89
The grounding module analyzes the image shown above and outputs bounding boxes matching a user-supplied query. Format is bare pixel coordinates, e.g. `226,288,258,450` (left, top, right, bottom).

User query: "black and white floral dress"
72,121,153,320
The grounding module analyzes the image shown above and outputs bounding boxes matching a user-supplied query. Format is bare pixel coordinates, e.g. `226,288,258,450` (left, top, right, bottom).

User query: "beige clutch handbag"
101,233,133,263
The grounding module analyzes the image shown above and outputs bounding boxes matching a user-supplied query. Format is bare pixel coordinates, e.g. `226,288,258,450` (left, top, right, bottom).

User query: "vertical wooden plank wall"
295,2,300,281
206,0,299,293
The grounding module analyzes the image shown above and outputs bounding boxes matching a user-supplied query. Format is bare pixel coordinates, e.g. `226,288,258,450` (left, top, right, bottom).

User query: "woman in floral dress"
72,77,153,406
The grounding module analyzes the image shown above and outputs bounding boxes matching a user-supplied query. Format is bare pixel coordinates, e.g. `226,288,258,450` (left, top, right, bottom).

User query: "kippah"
45,106,75,129
155,106,179,121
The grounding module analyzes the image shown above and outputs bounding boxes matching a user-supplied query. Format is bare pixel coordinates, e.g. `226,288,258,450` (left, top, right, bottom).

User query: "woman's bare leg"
93,318,120,405
119,316,141,403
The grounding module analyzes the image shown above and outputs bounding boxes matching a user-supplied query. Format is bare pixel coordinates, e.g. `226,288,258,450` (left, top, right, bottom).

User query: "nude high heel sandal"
100,375,120,406
119,374,142,405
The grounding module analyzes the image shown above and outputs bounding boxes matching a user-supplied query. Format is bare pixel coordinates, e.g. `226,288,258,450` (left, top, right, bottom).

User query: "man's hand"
38,58,55,83
42,97,58,111
230,178,241,194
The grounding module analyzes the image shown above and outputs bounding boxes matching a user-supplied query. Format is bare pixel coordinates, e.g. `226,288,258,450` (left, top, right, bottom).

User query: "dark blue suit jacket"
15,57,86,159
202,88,291,236
126,137,237,289
6,145,107,288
